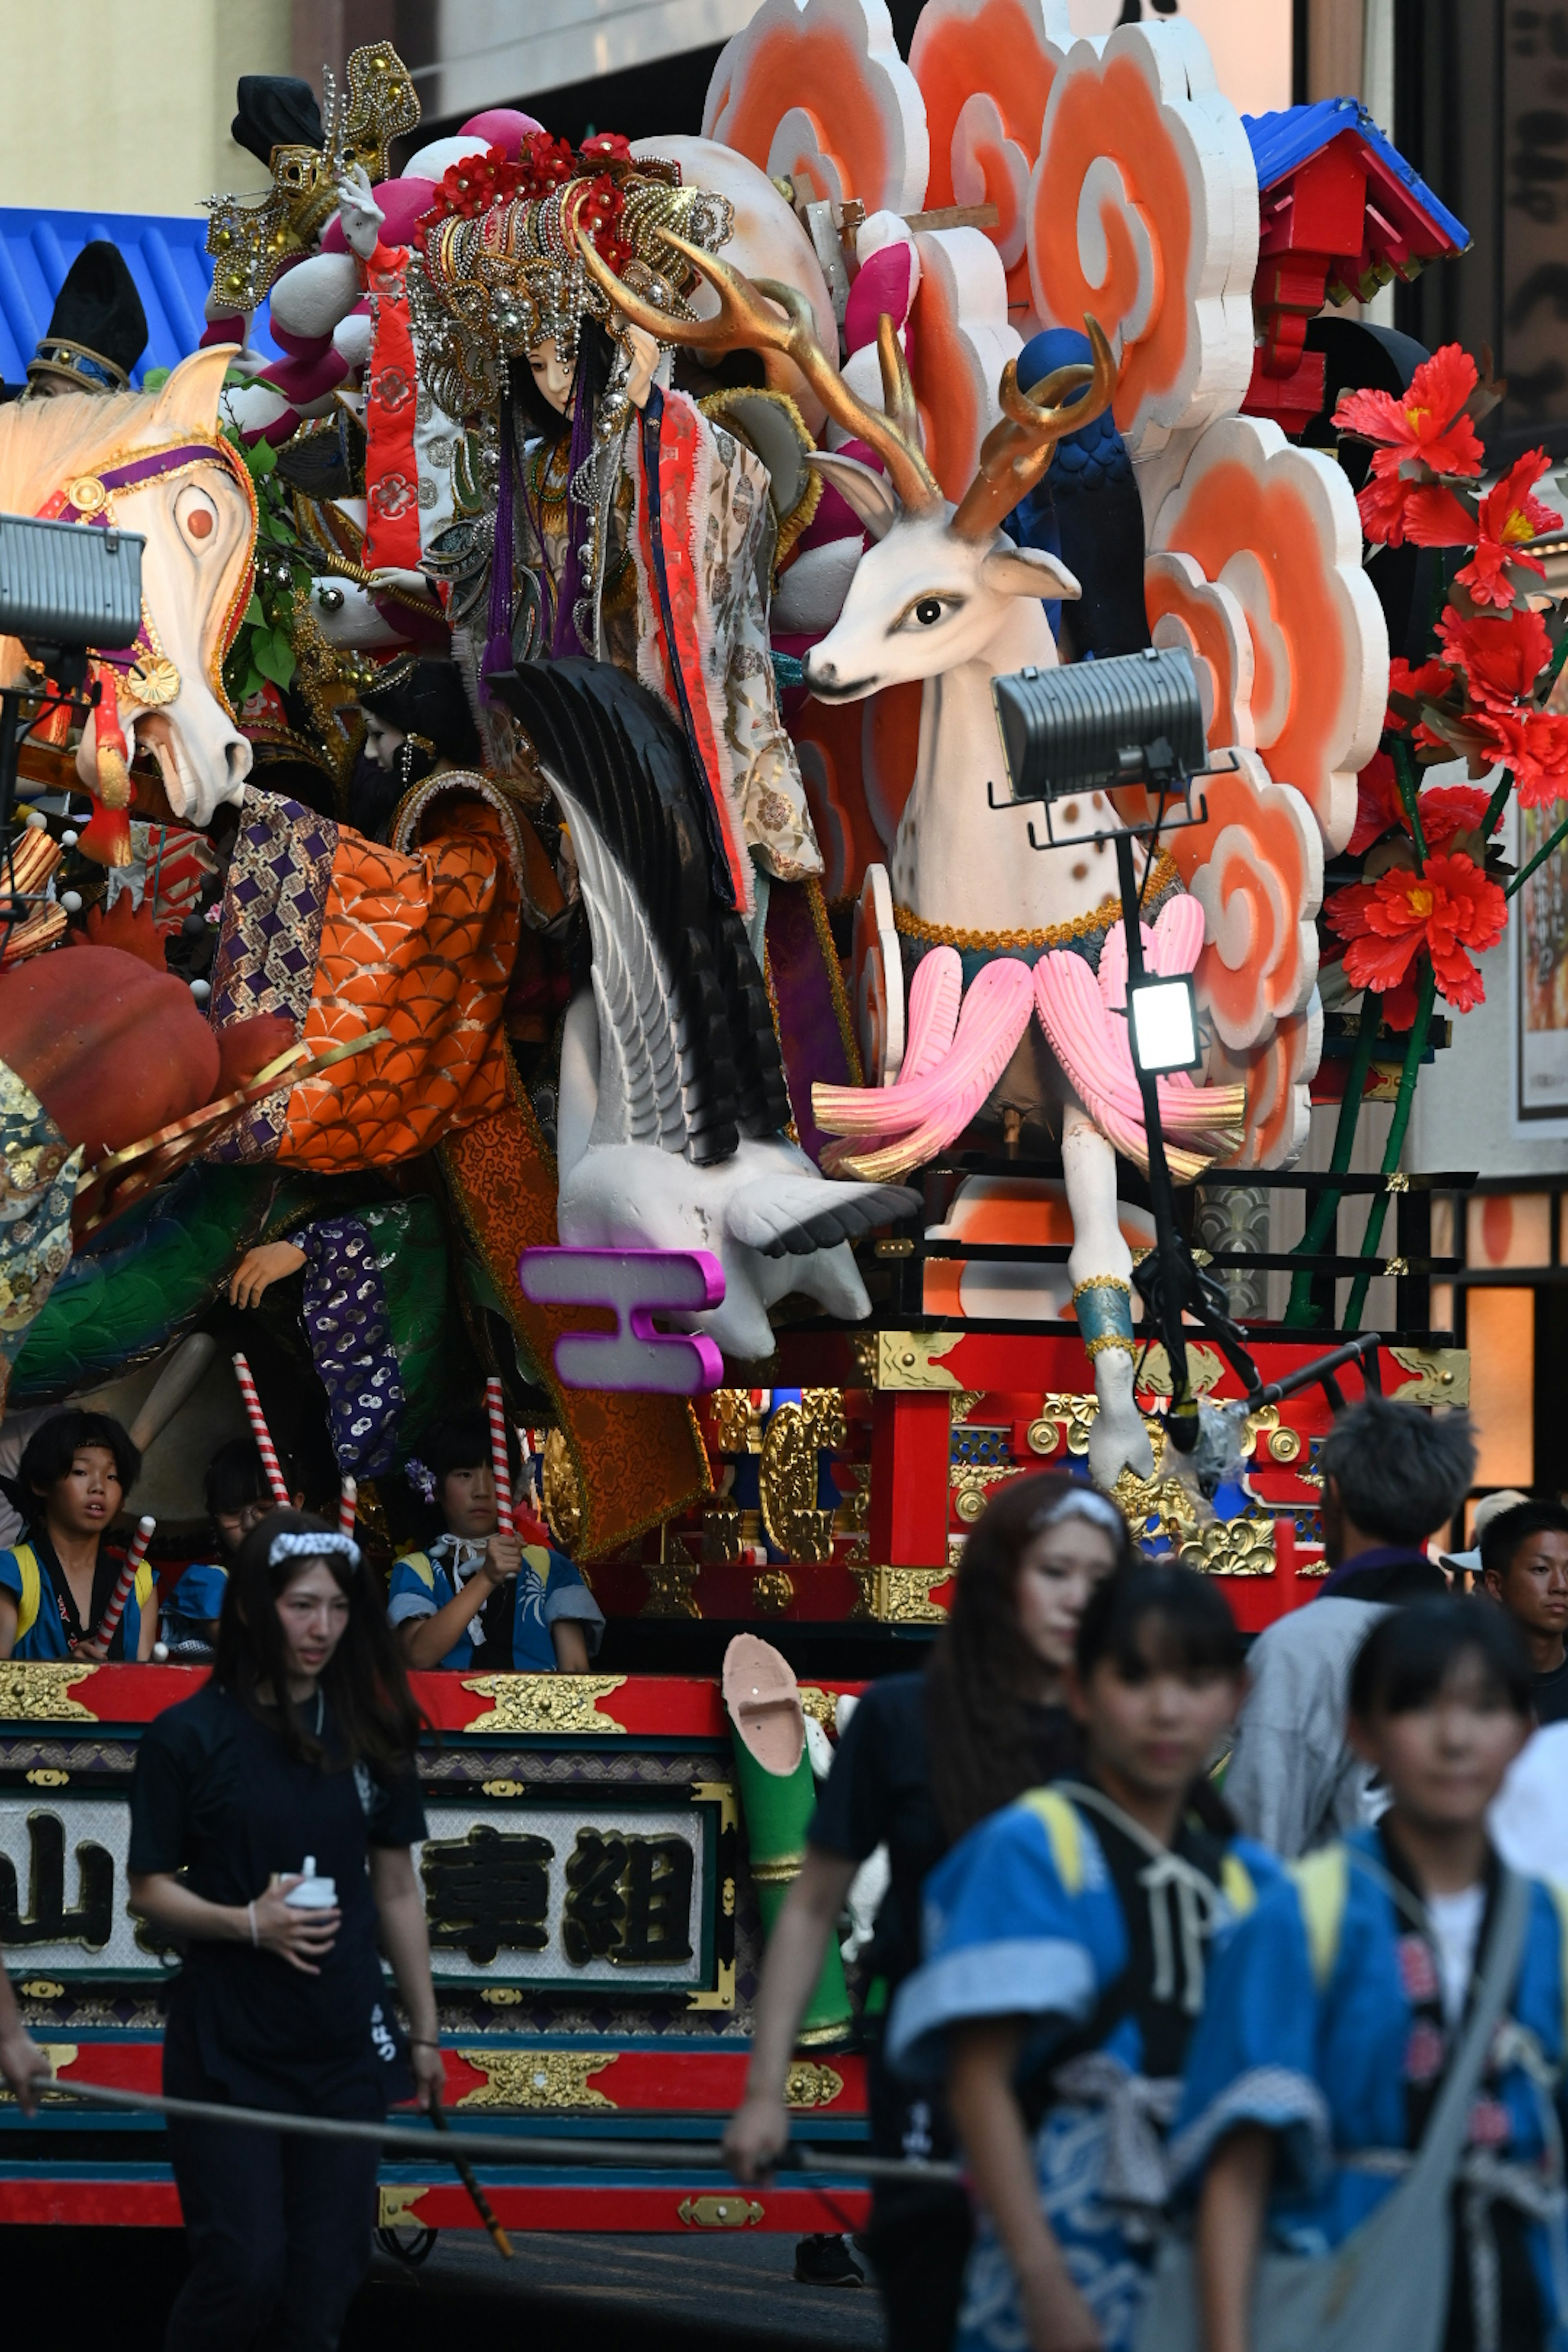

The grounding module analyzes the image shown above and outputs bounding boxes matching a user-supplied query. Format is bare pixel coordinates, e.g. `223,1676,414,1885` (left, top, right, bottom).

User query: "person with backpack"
1172,1599,1568,2352
885,1565,1274,2352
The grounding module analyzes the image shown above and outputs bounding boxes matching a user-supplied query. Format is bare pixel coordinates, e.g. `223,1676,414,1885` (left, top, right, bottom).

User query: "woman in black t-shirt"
724,1474,1131,2352
129,1508,440,2352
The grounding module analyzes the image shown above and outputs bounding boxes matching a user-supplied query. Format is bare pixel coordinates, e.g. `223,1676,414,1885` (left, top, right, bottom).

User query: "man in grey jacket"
1224,1395,1476,1857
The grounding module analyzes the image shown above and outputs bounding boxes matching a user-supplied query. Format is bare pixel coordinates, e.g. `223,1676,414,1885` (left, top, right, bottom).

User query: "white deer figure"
583,234,1243,1488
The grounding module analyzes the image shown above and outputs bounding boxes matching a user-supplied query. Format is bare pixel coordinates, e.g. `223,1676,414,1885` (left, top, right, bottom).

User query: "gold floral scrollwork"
541,1427,584,1550
796,1684,838,1728
1177,1515,1277,1577
760,1391,846,1565
951,1462,1014,1524
1111,1467,1202,1545
784,2060,845,2108
709,1388,760,1453
0,2044,77,2105
752,1570,795,1615
642,1560,702,1618
1386,1347,1470,1408
678,2194,764,2227
851,1566,950,1624
1036,1392,1100,1458
454,2050,616,2109
700,1503,744,1562
0,1662,97,1722
459,1673,629,1734
1136,1343,1228,1399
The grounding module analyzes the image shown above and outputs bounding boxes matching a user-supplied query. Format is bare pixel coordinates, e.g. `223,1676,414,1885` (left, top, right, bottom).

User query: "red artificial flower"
1436,602,1551,711
1416,784,1501,852
1469,704,1568,808
1356,466,1476,549
1454,448,1557,608
1347,751,1406,854
1326,851,1506,1017
1333,344,1486,476
1385,657,1455,736
579,131,633,164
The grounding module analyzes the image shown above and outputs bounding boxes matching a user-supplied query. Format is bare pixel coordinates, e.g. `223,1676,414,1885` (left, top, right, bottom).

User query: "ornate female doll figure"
404,134,824,937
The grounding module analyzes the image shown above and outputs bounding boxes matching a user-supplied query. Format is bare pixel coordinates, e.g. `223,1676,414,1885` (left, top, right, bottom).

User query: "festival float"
0,0,1548,2250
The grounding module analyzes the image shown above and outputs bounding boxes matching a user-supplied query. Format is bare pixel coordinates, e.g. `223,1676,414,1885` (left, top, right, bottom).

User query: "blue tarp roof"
0,207,282,387
1242,99,1470,253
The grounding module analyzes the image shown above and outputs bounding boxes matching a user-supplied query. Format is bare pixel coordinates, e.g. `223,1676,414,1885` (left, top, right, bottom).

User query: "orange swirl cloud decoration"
1025,20,1256,456
1178,750,1323,1054
704,0,930,213
910,0,1059,327
1149,414,1388,854
1206,998,1323,1171
909,226,1022,498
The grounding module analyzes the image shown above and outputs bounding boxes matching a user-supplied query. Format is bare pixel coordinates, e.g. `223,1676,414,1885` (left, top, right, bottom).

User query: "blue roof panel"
1242,99,1470,253
0,207,282,388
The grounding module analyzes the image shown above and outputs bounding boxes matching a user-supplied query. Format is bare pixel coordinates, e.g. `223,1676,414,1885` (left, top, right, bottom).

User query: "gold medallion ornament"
65,475,107,517
784,2060,845,2108
122,653,181,709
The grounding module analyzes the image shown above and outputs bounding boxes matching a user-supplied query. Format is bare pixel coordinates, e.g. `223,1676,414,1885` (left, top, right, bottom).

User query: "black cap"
28,242,148,394
232,74,324,167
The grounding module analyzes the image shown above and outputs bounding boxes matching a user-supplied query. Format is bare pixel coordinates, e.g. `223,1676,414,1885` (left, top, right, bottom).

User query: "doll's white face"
361,712,405,772
528,337,574,414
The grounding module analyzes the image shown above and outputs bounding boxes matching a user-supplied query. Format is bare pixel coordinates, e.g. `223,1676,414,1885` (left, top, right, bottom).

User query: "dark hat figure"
27,241,148,397
231,74,325,167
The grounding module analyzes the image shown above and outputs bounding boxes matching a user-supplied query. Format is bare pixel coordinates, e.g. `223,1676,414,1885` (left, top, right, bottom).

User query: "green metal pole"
1342,960,1438,1334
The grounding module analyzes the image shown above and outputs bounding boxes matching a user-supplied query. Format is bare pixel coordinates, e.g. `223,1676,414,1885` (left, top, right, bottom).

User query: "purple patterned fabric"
205,793,338,1163
299,1214,404,1475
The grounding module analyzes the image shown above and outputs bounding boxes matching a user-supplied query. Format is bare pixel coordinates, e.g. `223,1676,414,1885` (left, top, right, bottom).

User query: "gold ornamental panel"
0,1663,97,1722
851,1565,951,1623
678,2194,764,2227
459,1673,628,1735
454,2049,616,2109
784,2060,845,2108
1387,1347,1470,1408
875,1332,964,1390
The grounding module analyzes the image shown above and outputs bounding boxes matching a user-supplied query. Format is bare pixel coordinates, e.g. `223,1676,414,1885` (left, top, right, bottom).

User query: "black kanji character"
420,1824,552,1965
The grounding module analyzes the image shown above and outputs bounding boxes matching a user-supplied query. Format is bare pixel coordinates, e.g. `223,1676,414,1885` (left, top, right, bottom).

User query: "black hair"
1317,1394,1477,1547
1349,1597,1532,1722
20,1411,140,1507
204,1436,295,1523
505,315,619,446
1075,1560,1248,1686
420,1407,521,1487
927,1474,1136,1842
1480,1499,1568,1585
215,1507,423,1774
357,659,482,770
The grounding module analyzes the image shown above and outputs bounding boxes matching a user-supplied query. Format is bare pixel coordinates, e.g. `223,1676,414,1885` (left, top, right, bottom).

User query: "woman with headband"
127,1509,439,2352
725,1474,1130,2332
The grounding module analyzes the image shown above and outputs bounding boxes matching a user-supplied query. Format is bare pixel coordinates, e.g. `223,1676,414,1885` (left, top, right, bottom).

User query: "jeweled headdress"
205,43,420,316
414,132,734,416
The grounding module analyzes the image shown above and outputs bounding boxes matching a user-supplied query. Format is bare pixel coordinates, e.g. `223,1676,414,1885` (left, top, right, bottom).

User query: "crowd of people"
0,1390,1564,2352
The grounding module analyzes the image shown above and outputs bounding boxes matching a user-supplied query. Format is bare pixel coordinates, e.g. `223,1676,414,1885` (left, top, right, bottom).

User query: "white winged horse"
584,234,1246,1486
0,346,256,826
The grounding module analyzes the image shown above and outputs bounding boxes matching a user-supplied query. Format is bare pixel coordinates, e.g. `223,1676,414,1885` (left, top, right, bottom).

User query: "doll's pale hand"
252,1879,341,1975
625,325,661,410
367,566,437,600
724,2091,791,2182
0,2024,49,2117
229,1241,307,1308
336,165,384,263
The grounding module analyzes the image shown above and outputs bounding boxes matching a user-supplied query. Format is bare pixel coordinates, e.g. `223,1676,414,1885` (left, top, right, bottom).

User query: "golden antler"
568,200,942,516
951,315,1118,543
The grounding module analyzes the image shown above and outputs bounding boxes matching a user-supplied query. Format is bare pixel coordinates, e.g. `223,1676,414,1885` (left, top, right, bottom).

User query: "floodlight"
1128,974,1201,1074
992,643,1207,816
0,512,143,681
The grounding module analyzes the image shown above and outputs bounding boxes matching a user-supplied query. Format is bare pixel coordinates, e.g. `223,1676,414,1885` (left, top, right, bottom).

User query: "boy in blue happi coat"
1174,1599,1568,2352
388,1408,602,1673
887,1564,1278,2352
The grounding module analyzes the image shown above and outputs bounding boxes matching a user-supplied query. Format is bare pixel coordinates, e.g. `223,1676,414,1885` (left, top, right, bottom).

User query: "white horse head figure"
0,345,256,824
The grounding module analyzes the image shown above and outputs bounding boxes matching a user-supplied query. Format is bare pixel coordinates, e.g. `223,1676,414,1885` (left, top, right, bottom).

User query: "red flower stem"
1483,771,1513,840
1283,987,1385,1328
1342,959,1439,1334
1506,807,1568,901
1390,734,1428,862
